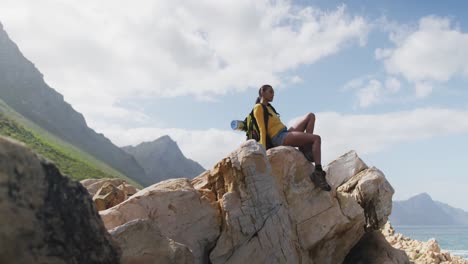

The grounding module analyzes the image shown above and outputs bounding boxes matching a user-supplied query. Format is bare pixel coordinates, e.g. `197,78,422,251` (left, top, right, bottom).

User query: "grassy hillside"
0,99,141,187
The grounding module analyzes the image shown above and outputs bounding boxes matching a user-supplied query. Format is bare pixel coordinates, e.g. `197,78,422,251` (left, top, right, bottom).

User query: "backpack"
242,103,279,150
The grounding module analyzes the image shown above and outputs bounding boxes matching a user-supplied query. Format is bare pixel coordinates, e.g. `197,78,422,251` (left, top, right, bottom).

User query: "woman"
253,84,331,191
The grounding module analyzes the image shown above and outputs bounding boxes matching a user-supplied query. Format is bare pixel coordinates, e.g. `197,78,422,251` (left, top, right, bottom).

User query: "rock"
343,231,411,264
82,178,127,196
0,136,120,263
100,178,219,264
93,182,127,211
337,166,394,231
382,222,468,264
271,146,393,263
101,140,396,264
110,219,194,264
117,181,139,197
325,150,368,188
423,238,441,253
81,178,140,210
205,142,300,264
207,141,392,264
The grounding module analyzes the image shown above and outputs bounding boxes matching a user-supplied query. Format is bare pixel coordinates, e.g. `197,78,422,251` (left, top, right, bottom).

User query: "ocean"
394,225,468,260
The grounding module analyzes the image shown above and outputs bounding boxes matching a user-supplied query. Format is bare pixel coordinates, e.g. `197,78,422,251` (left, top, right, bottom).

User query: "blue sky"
1,0,467,209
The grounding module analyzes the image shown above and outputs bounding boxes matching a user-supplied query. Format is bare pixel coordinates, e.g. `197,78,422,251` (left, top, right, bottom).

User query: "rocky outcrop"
101,140,395,263
82,178,127,196
81,178,139,211
82,178,139,197
93,183,127,211
4,129,466,264
382,223,468,264
110,219,194,264
0,136,120,263
203,144,298,263
100,178,220,263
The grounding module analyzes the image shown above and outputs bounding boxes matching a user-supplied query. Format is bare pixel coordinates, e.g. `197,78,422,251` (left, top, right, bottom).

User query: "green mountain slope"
0,23,151,186
0,100,141,187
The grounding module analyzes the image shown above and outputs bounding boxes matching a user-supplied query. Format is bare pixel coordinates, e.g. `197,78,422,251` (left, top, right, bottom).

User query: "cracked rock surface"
110,219,194,264
101,140,396,264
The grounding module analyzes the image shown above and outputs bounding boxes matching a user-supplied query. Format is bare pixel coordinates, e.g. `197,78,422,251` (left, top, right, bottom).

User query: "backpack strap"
261,104,274,149
267,103,279,116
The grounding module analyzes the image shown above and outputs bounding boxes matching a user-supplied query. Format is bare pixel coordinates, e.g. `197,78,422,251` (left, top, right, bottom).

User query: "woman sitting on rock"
253,84,331,191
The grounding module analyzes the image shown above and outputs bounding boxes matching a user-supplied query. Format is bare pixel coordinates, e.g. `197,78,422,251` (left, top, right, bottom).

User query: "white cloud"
414,82,433,98
0,0,369,127
343,76,403,108
378,16,468,96
357,79,382,107
375,48,392,60
385,77,401,93
342,76,367,91
376,16,414,46
290,75,303,84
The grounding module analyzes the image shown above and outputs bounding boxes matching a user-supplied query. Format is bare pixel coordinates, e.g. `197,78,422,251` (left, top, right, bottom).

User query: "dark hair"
255,84,273,104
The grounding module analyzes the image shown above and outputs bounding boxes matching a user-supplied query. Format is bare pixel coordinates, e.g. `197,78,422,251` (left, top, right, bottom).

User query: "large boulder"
110,219,194,264
0,136,120,264
81,178,139,211
101,140,396,264
256,147,393,263
81,178,138,197
100,178,220,263
93,182,127,211
196,142,300,263
337,166,394,231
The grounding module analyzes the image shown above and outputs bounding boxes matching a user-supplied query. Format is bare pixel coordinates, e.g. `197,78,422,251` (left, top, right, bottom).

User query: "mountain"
0,21,153,186
0,97,141,186
390,193,468,225
0,110,132,183
435,201,468,225
122,135,205,182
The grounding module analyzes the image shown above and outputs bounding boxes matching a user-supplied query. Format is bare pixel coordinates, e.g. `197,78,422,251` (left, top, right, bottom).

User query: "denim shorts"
271,127,288,147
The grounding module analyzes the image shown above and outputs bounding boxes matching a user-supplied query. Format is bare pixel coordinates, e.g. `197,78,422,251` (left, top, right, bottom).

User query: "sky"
1,0,467,209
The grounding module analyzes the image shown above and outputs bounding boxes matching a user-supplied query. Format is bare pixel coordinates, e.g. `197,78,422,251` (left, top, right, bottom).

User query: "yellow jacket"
253,103,286,148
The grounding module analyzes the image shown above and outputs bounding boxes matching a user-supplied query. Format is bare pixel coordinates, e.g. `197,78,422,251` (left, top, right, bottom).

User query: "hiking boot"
310,170,331,192
299,144,313,162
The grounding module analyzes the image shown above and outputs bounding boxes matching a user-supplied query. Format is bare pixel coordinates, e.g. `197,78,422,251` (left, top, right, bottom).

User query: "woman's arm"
253,104,267,148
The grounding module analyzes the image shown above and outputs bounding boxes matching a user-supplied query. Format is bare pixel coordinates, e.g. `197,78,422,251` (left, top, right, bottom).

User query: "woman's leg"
289,113,316,156
282,131,330,191
282,131,321,165
288,113,315,133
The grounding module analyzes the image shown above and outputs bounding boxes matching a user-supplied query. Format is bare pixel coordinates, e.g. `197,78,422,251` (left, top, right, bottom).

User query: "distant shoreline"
393,225,468,260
